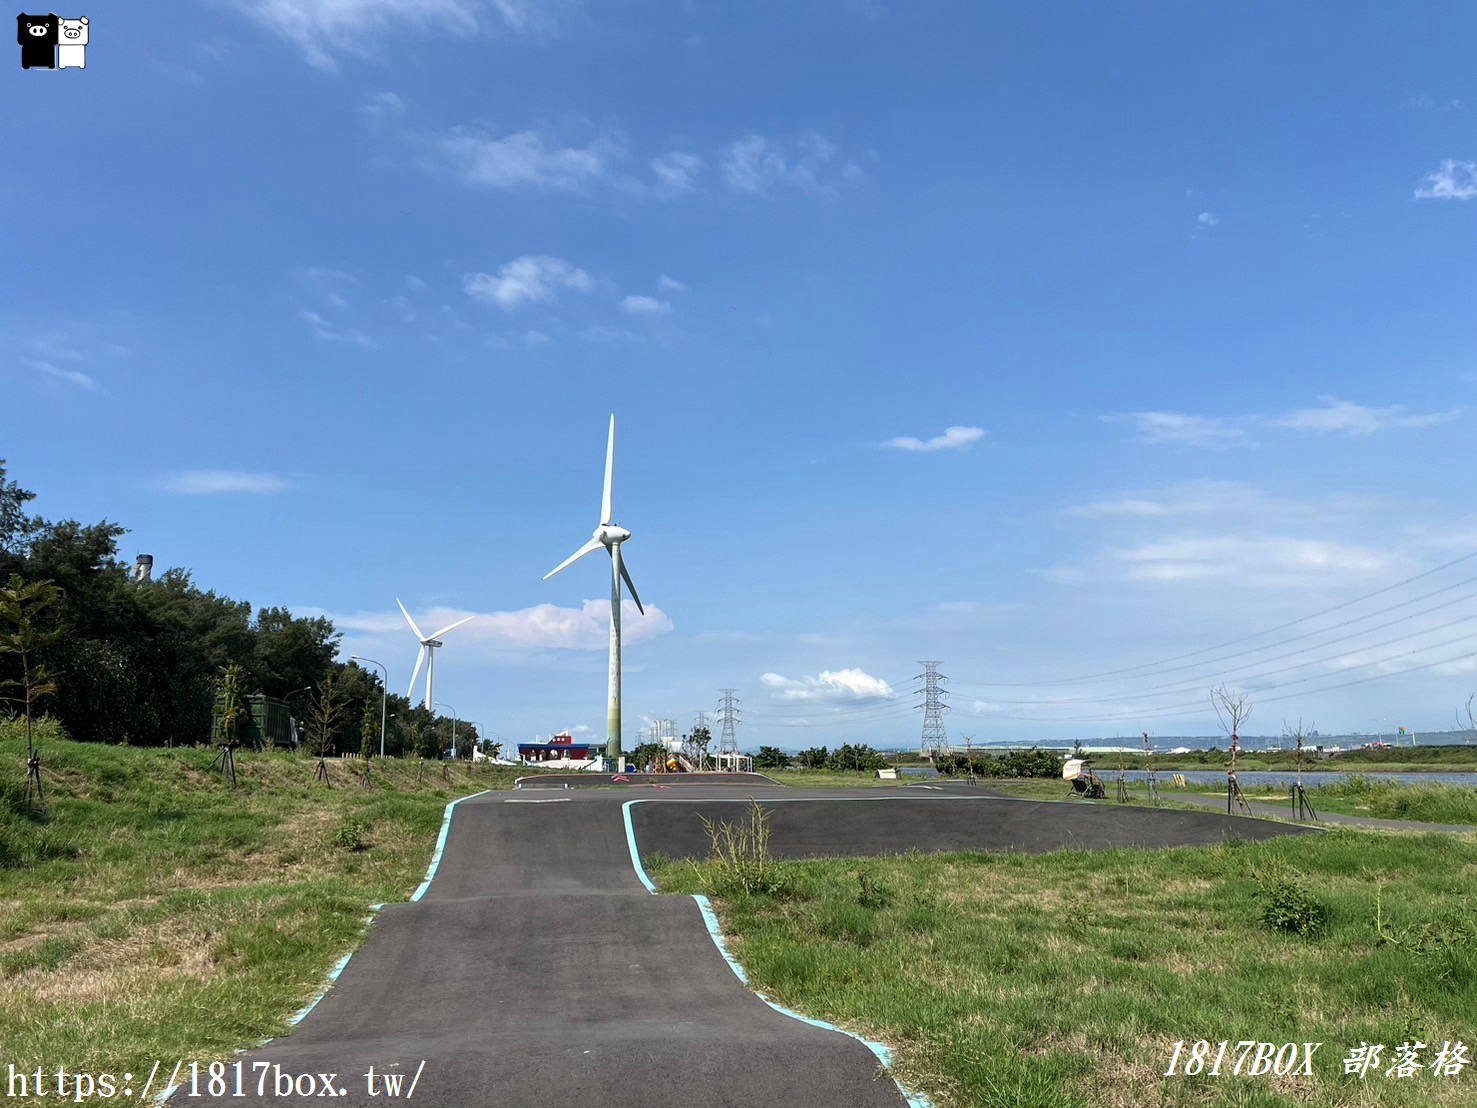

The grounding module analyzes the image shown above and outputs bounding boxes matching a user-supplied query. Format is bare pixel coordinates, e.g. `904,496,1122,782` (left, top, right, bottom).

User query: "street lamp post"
350,656,389,758
436,702,458,759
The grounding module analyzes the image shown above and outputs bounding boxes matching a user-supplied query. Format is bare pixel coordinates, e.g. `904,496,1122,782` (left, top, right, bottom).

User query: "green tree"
689,725,713,767
0,461,42,561
630,741,664,770
360,696,378,757
753,745,791,769
306,675,346,758
795,746,829,769
213,663,248,745
826,743,888,771
252,607,341,699
0,574,65,761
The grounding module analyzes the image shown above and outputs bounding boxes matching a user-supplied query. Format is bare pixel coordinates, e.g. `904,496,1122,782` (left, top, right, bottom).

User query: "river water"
900,767,1477,789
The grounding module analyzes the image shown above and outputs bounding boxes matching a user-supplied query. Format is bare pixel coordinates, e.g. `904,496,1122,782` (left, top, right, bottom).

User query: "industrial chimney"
133,554,154,583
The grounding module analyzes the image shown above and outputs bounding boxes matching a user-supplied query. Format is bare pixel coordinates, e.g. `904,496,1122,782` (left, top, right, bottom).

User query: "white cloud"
650,150,704,194
1404,94,1463,112
430,125,626,192
657,274,688,293
1197,211,1219,226
360,90,405,118
25,333,84,361
1064,481,1372,521
523,329,552,346
160,471,291,495
301,266,358,284
1269,397,1459,435
881,425,985,452
579,324,643,344
620,294,671,316
328,599,673,651
299,310,373,347
1105,411,1246,448
1092,534,1394,588
760,668,895,702
720,132,861,195
405,275,428,291
33,361,94,388
1415,159,1477,200
463,255,593,311
229,0,542,70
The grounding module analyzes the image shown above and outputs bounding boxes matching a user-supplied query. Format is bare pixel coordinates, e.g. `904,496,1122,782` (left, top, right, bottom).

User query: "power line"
971,608,1477,707
951,575,1477,692
958,547,1477,688
957,641,1477,723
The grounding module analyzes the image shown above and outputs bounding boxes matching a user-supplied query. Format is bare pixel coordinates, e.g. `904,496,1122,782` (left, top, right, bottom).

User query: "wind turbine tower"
398,599,475,711
543,415,647,767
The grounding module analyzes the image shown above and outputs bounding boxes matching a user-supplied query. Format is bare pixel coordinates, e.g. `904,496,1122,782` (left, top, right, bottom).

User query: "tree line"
0,461,475,757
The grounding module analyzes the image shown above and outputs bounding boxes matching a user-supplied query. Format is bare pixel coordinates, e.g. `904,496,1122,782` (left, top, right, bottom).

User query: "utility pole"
916,661,949,758
717,689,741,770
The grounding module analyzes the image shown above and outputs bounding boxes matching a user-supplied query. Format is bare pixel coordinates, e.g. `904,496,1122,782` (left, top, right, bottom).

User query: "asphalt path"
183,784,1310,1107
631,790,1315,860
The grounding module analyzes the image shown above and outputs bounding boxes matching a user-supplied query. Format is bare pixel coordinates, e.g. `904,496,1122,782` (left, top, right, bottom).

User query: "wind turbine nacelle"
596,524,631,544
424,639,444,648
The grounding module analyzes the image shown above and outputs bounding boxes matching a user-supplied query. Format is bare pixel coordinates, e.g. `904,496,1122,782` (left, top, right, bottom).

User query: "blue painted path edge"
621,799,933,1108
157,788,490,1104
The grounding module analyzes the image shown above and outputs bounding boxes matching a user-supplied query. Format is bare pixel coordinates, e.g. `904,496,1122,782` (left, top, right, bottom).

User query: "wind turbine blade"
397,597,425,641
618,553,644,616
543,536,604,580
407,646,427,699
601,414,615,526
430,614,476,640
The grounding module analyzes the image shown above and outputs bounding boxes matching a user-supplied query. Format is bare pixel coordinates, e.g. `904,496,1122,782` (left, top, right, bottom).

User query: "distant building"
517,731,599,765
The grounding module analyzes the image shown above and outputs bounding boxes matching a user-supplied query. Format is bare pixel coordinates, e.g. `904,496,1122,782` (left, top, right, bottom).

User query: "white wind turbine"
543,414,645,768
397,599,475,712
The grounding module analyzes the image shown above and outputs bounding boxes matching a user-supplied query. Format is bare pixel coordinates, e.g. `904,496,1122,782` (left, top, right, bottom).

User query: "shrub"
1255,865,1326,936
330,814,368,851
934,746,1062,778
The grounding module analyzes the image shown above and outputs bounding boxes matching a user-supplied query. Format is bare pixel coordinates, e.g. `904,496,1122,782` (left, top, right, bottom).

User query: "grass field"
649,822,1477,1107
0,728,527,1081
970,774,1477,828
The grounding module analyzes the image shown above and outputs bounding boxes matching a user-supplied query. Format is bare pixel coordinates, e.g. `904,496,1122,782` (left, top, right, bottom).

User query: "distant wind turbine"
397,599,474,711
543,414,645,767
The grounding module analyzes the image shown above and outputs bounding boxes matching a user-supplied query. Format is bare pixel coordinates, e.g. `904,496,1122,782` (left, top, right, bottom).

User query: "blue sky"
7,1,1477,748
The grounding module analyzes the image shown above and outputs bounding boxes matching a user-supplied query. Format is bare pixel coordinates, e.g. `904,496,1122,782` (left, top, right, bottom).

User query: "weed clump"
1254,864,1327,936
330,814,368,851
697,800,788,897
855,868,892,909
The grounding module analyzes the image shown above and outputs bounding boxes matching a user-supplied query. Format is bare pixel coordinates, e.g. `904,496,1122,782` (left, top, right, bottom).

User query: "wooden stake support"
209,741,239,786
25,751,44,809
1226,773,1253,816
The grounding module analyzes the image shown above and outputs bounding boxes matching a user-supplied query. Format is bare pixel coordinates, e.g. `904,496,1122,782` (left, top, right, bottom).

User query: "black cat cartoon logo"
18,13,85,70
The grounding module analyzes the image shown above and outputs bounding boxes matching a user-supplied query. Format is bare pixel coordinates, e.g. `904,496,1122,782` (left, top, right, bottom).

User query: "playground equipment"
1062,757,1106,799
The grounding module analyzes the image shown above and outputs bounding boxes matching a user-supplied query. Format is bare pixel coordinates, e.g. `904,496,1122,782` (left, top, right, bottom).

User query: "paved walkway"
1157,788,1477,832
184,785,1313,1106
